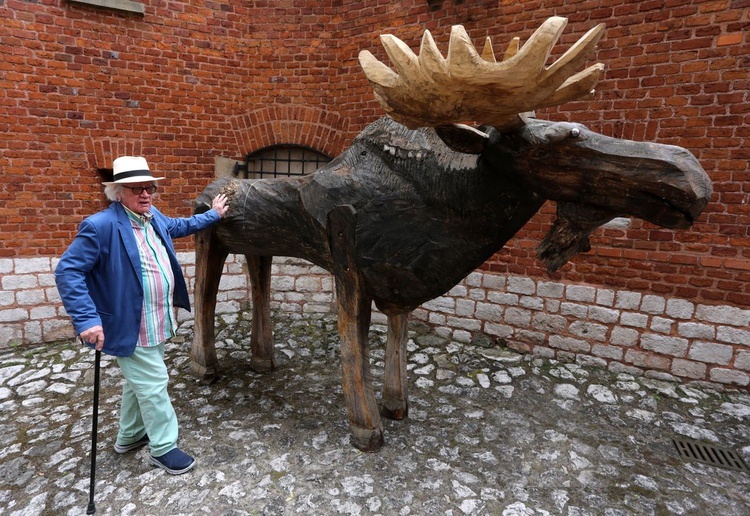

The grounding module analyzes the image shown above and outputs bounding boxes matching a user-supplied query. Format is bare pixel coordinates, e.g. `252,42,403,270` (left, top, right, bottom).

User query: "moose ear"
435,124,489,154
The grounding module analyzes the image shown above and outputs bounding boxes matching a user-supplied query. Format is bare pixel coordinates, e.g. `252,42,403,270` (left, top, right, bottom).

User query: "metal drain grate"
672,438,750,473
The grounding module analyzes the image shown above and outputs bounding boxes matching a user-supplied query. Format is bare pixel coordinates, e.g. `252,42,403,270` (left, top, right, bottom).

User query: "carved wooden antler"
358,17,605,131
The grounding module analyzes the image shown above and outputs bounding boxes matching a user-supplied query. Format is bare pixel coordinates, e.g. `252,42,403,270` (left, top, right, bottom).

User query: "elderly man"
56,155,228,475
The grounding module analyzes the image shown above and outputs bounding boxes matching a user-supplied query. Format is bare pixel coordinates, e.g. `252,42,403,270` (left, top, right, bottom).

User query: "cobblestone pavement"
1,311,749,515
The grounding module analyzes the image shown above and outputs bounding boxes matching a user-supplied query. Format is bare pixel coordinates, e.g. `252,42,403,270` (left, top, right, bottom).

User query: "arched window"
234,144,332,179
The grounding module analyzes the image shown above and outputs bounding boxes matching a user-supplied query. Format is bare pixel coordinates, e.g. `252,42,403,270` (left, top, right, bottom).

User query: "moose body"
202,118,544,313
192,116,710,451
190,18,712,451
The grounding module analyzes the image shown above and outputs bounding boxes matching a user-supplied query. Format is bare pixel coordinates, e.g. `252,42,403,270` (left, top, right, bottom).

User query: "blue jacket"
55,202,220,357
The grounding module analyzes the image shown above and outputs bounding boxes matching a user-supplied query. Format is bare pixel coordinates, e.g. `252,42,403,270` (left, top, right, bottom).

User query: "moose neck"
313,117,546,314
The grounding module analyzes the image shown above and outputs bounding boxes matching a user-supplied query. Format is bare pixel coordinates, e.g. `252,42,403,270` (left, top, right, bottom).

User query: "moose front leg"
328,205,384,452
246,254,276,373
191,228,229,382
381,313,409,420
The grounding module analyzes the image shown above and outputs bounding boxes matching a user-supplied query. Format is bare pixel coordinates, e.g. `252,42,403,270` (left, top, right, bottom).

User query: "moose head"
358,16,711,272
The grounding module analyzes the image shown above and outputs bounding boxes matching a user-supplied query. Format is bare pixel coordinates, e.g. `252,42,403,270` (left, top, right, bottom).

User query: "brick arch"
230,105,350,159
83,138,147,170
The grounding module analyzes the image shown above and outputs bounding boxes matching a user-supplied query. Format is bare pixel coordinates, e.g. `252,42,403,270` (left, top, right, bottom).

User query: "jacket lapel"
113,203,143,281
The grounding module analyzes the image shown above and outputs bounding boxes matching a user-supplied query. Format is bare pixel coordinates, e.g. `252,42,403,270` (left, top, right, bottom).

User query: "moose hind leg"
246,254,276,373
191,228,229,382
329,205,384,452
381,313,409,420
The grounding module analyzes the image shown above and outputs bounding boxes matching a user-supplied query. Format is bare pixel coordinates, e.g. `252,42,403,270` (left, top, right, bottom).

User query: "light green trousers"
116,343,178,457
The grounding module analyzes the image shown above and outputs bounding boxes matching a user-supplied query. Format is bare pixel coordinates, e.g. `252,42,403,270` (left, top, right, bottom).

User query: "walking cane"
82,337,101,514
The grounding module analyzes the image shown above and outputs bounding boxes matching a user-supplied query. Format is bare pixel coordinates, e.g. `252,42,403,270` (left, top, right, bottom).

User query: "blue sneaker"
114,434,149,454
149,448,196,475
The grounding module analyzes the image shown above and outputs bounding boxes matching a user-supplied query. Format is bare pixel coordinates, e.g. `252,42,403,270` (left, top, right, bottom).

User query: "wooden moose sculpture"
191,17,712,451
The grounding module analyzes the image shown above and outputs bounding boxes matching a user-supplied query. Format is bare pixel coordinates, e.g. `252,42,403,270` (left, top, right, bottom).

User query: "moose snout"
498,119,713,229
578,137,713,228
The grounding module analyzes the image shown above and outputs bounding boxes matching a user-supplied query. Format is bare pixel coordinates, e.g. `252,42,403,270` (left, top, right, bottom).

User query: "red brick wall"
1,0,748,307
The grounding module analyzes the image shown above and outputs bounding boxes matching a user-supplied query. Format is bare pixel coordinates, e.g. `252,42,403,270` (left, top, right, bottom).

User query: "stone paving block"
666,299,695,320
641,334,689,357
640,295,666,314
689,341,734,365
696,305,750,327
615,291,642,310
717,326,750,346
566,285,596,303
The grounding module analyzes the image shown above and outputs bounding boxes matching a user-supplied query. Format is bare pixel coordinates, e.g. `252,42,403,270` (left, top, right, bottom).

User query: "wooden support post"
381,313,409,420
246,254,276,373
328,205,384,452
190,228,228,382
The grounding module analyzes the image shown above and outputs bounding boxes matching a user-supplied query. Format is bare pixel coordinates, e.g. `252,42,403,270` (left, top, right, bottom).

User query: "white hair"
104,184,124,202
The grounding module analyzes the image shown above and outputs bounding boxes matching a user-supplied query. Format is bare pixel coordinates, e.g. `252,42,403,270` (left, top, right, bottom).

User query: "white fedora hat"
103,156,165,185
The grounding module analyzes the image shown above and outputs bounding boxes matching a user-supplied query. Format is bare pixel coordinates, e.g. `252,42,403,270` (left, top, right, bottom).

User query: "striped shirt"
124,206,175,347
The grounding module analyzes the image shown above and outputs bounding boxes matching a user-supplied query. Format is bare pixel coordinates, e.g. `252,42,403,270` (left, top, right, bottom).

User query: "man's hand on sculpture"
212,194,229,218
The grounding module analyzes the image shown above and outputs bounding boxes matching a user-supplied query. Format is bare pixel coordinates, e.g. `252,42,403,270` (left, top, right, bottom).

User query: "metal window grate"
97,168,114,183
234,145,332,179
672,438,750,473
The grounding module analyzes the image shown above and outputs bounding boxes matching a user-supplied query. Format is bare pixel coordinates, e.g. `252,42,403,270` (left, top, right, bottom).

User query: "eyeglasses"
123,185,158,195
